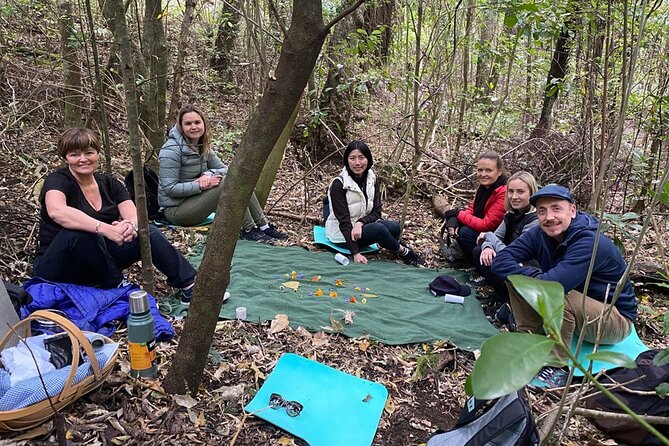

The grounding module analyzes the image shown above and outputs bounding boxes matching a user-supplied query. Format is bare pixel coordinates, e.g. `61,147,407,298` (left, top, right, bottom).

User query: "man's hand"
353,253,367,264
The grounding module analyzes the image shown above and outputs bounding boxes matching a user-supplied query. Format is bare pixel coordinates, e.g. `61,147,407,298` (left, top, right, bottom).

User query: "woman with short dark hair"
34,128,197,301
325,140,425,266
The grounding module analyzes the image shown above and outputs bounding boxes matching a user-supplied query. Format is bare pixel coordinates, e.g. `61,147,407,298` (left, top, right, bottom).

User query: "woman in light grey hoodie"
158,104,286,242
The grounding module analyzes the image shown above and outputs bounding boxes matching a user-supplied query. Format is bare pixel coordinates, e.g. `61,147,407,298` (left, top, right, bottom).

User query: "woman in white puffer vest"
325,141,425,266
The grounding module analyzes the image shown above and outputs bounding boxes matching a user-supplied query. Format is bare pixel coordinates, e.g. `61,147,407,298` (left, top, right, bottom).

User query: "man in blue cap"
492,184,638,388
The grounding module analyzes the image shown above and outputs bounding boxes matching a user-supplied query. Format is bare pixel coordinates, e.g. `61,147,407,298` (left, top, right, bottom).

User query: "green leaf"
586,351,637,368
508,275,565,335
656,383,669,398
653,348,669,366
504,14,518,28
469,332,555,400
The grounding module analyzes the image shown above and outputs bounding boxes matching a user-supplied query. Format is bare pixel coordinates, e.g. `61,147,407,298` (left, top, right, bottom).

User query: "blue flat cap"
530,184,574,206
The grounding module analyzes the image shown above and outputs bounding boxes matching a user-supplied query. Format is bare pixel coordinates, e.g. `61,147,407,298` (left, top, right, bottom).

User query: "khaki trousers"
508,285,632,360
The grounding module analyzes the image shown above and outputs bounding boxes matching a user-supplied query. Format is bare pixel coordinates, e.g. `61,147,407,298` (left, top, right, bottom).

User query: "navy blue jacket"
491,211,637,321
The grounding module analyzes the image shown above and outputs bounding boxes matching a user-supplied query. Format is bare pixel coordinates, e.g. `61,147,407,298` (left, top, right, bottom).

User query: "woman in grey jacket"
158,104,286,241
472,171,538,305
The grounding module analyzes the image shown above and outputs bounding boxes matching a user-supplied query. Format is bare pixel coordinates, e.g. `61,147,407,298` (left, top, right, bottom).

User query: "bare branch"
324,0,367,33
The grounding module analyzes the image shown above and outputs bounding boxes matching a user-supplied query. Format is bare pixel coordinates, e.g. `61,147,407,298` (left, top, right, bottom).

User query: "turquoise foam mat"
245,353,387,446
313,225,379,254
154,212,215,228
570,325,649,376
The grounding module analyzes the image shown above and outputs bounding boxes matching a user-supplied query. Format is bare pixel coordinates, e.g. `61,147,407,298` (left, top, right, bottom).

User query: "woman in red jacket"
442,151,507,265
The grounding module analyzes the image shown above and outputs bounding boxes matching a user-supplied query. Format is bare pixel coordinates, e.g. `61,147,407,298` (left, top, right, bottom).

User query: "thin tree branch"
574,407,669,425
324,0,367,33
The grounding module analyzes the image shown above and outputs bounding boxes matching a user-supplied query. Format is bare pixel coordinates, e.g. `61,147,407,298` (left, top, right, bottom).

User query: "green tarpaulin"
182,241,498,350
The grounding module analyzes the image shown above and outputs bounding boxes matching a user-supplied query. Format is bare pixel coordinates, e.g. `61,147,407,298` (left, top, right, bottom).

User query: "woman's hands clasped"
99,220,138,245
197,174,222,191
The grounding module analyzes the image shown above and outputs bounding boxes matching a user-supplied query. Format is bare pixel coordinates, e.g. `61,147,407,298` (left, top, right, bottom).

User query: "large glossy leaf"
468,332,555,400
586,351,637,369
656,383,669,398
654,348,669,366
508,275,565,335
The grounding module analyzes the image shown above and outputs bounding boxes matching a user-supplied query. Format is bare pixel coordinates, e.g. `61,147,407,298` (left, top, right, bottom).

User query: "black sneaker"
469,274,488,286
530,366,568,389
181,285,194,306
401,248,427,267
240,228,275,243
494,303,516,331
263,224,288,240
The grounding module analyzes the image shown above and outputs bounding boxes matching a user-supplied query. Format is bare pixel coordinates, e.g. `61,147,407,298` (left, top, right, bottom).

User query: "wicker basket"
0,310,118,432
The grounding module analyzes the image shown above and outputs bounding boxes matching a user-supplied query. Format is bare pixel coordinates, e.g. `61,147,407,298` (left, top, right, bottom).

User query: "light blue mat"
154,212,215,228
245,353,387,446
571,325,649,376
313,225,379,254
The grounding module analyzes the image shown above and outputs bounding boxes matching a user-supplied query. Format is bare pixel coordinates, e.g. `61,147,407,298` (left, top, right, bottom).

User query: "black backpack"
585,349,669,446
124,166,163,221
427,390,540,446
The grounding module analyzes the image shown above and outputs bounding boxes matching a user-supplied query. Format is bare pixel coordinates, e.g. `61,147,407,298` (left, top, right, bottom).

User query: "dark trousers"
33,225,196,289
472,245,509,302
457,225,480,264
359,220,401,252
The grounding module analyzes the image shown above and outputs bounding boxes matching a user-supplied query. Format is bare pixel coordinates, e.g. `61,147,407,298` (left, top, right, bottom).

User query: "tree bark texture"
358,0,395,63
111,0,155,295
84,0,112,174
531,17,576,138
167,0,197,126
58,0,83,127
255,98,301,207
141,0,168,156
164,0,329,395
211,0,240,81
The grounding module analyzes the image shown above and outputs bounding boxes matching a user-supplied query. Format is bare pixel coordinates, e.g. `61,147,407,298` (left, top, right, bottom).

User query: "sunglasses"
269,393,303,417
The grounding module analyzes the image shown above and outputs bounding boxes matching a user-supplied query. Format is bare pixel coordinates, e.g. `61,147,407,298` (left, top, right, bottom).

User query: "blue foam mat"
313,226,379,254
570,325,649,376
245,353,387,446
154,212,215,228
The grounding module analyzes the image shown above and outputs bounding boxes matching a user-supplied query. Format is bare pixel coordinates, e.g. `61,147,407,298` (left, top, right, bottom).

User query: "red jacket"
457,185,507,232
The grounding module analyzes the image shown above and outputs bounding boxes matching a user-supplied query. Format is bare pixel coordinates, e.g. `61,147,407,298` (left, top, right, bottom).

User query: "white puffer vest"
325,168,376,243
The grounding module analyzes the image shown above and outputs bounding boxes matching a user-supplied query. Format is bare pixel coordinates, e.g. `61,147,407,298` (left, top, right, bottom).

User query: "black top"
36,168,131,255
330,175,382,254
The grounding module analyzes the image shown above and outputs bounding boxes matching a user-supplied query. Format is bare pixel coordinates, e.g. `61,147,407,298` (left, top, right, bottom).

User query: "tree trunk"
255,98,301,207
111,0,155,295
530,17,576,138
167,0,197,126
163,0,364,396
454,0,473,151
58,0,83,127
210,0,240,81
141,0,168,157
474,7,497,102
359,0,395,63
84,0,112,174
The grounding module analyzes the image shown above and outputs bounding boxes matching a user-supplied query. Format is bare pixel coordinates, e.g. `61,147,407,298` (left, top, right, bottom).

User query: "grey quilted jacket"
157,126,228,208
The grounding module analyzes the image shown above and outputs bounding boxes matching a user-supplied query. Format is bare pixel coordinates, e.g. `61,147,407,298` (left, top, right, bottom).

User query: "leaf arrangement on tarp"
171,240,498,350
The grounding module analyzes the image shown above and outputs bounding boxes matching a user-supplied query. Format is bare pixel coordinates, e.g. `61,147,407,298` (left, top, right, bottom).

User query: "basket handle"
0,310,102,403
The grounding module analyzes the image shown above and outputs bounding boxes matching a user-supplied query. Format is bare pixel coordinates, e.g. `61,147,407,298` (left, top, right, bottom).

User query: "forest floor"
1,48,668,446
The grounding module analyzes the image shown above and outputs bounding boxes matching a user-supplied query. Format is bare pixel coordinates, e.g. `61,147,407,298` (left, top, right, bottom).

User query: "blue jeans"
33,225,196,289
457,225,480,264
358,220,401,252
